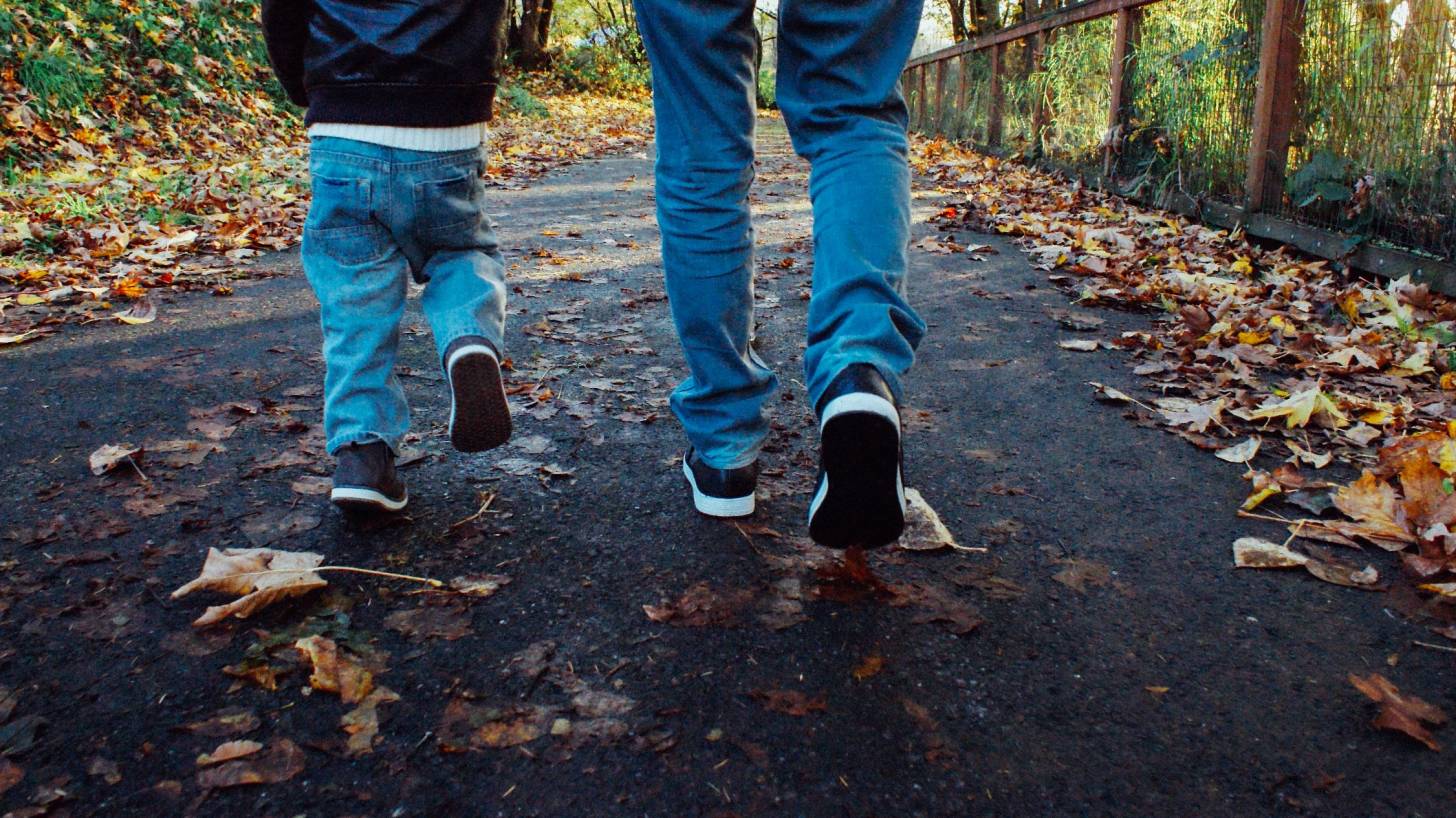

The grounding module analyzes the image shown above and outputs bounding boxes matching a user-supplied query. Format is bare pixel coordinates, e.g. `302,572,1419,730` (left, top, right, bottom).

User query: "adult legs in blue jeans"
635,0,926,471
303,138,508,456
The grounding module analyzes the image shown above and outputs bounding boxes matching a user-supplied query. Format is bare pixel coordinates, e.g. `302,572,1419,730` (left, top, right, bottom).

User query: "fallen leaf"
238,509,321,546
342,686,400,757
289,475,332,495
385,604,472,641
196,740,262,767
1058,339,1100,352
1349,673,1447,751
1216,436,1261,464
449,574,511,597
1052,558,1112,593
116,299,157,325
1232,537,1379,588
180,708,260,737
899,488,961,551
571,690,636,718
88,444,142,476
643,582,755,627
195,738,305,789
1232,536,1306,568
750,689,827,717
0,759,22,797
294,635,374,704
171,547,327,627
852,654,885,681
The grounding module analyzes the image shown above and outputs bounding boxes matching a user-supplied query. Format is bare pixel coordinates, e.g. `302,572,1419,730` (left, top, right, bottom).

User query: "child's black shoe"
331,441,408,513
444,336,512,453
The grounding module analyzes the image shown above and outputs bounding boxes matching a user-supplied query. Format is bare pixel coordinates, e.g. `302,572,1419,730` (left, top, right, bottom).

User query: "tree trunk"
512,0,550,69
946,0,969,41
538,0,555,47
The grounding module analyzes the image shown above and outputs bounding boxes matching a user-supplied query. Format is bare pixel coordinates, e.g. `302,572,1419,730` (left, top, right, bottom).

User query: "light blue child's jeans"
302,137,507,455
635,0,928,470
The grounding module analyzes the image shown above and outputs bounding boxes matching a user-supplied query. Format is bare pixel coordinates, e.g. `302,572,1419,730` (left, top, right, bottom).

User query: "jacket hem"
303,84,498,127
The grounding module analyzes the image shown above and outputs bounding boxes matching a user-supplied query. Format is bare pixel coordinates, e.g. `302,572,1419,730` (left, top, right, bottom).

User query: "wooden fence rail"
902,0,1456,294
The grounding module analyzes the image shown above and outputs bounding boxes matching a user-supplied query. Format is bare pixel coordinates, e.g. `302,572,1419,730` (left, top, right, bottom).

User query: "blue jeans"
302,137,508,455
635,0,927,469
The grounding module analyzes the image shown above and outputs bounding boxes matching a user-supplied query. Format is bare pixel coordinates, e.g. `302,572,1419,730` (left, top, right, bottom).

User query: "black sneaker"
331,441,408,513
808,364,905,549
444,335,512,453
681,447,758,518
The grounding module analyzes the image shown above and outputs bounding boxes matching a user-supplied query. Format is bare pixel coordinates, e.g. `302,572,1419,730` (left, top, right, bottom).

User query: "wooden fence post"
954,55,968,139
934,58,948,135
917,64,929,131
1104,7,1142,178
987,42,1005,148
1246,0,1305,212
1030,31,1053,160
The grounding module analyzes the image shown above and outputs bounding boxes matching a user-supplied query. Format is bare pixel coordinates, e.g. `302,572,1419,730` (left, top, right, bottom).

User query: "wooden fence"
903,0,1456,293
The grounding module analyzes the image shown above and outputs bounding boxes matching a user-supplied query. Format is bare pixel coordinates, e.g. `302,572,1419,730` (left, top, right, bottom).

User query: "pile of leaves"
912,137,1456,620
1,4,653,345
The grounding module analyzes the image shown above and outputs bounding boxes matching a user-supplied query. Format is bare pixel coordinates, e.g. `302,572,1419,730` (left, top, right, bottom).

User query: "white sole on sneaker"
818,392,901,433
330,486,409,513
681,459,755,518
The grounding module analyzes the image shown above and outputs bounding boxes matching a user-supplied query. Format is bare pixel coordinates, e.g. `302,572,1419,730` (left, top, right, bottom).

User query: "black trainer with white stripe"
807,364,906,549
681,447,758,518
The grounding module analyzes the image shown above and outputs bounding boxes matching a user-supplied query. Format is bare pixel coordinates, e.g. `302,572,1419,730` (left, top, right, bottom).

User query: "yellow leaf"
1360,409,1392,426
1236,330,1269,345
1437,440,1456,476
1338,293,1362,324
1241,485,1282,511
1230,257,1254,276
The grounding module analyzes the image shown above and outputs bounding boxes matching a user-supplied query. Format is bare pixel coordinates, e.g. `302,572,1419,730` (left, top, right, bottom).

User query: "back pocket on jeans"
414,171,483,237
305,175,390,265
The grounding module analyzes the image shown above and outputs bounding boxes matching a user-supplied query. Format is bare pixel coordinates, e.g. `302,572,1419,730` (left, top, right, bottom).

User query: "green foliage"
1289,150,1354,207
499,83,551,119
2,0,289,165
548,42,650,96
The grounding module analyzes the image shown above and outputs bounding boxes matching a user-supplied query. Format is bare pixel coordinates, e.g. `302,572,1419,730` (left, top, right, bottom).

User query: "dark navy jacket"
261,0,506,126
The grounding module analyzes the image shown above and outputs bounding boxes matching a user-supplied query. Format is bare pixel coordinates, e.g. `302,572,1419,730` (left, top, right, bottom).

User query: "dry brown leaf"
1333,471,1414,545
385,604,472,641
1349,673,1447,751
448,574,511,597
852,654,885,681
1232,537,1379,588
89,443,142,476
342,686,399,757
181,708,260,737
195,738,305,789
171,547,327,627
750,689,827,717
899,488,962,551
294,635,374,704
196,740,262,767
0,759,22,798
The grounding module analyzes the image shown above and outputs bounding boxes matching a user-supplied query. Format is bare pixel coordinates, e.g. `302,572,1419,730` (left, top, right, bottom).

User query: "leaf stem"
220,566,446,588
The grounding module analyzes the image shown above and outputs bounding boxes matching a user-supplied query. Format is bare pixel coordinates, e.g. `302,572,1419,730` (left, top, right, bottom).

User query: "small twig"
1236,509,1295,524
1411,641,1456,654
1281,519,1307,549
450,491,498,529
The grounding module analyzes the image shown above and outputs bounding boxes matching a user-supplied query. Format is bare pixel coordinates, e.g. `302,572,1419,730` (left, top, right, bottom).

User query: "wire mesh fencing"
905,0,1456,265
